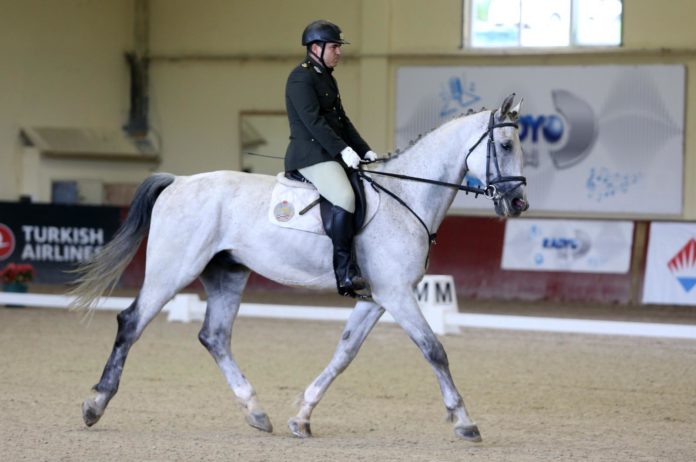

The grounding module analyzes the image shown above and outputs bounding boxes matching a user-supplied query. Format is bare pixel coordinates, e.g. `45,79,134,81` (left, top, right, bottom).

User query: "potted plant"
1,262,35,293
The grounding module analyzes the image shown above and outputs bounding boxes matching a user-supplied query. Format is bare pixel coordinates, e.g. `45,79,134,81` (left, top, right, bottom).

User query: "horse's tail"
68,172,176,312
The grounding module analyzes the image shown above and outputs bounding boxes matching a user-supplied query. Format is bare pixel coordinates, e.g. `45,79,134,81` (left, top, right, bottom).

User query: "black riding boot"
327,205,367,295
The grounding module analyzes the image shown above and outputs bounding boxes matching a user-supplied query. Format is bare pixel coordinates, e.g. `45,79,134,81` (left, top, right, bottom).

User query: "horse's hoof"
288,418,312,438
455,424,482,442
246,410,273,433
82,399,103,427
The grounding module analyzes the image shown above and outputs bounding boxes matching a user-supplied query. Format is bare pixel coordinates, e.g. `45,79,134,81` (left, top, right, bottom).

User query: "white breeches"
299,161,355,213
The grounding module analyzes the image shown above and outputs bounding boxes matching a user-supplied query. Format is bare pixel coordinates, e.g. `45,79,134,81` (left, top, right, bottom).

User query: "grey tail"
67,173,176,312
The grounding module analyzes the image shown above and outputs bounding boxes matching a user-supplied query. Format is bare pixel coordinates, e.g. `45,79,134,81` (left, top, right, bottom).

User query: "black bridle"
470,111,527,201
357,111,527,266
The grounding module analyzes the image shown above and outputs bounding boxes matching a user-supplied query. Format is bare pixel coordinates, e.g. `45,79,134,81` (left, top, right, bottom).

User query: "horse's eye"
501,141,513,151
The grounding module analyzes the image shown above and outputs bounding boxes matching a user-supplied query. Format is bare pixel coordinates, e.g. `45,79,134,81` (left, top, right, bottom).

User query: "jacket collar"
306,54,333,75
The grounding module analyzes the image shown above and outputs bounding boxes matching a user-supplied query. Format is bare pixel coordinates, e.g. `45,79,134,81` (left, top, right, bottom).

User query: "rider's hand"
363,150,379,162
340,146,361,168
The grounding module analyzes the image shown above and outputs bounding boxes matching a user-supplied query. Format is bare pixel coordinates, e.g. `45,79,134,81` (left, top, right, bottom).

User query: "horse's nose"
512,197,528,212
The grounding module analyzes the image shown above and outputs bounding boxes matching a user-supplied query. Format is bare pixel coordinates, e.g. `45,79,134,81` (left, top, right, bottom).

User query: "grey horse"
72,94,528,441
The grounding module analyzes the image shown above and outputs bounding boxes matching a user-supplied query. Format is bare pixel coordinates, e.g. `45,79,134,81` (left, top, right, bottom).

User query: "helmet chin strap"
309,43,329,69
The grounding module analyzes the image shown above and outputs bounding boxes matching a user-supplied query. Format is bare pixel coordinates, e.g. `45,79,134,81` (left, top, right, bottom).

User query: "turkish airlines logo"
0,224,16,261
668,238,696,293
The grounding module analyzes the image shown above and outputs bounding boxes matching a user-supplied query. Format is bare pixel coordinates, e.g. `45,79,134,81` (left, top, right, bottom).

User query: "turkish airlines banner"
0,202,121,284
501,218,634,273
395,65,685,216
642,222,696,306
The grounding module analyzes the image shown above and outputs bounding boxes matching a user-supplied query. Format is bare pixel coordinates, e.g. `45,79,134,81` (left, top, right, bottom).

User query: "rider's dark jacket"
284,54,371,172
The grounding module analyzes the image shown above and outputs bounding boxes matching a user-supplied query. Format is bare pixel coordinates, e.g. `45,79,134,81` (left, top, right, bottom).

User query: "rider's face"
312,42,342,68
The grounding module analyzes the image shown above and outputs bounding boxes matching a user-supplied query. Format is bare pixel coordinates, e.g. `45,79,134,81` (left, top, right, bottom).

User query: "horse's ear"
497,93,516,121
508,97,523,121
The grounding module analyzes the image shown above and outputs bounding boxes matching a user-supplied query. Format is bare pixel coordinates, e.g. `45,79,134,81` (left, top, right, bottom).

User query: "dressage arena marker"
1,274,695,340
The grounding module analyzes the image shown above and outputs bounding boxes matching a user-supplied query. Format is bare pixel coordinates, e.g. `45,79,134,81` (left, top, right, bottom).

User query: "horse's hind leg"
197,254,272,432
289,300,384,437
82,241,215,426
379,291,481,442
82,299,138,426
82,288,180,426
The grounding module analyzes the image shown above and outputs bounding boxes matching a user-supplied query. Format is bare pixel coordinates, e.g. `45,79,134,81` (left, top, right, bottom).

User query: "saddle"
269,170,379,235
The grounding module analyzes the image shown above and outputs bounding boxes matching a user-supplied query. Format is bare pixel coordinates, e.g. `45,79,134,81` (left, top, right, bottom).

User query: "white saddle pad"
269,173,380,235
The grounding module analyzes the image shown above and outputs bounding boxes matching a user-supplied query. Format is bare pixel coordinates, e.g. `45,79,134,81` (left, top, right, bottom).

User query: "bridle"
357,110,527,266
465,111,527,202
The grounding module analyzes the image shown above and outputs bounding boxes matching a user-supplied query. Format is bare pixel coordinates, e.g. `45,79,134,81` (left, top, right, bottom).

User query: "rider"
284,19,378,296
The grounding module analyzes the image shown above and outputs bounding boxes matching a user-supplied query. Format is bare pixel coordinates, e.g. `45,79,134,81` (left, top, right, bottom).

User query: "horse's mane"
377,107,490,163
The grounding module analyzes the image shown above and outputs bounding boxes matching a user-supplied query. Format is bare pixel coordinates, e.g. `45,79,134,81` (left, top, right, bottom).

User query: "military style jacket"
284,55,371,172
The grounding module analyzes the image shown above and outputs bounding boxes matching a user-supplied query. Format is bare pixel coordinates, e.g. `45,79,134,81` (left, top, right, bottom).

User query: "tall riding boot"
328,205,367,295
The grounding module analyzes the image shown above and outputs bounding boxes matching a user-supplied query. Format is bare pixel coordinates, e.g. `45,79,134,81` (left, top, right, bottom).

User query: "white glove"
340,146,361,168
364,150,378,162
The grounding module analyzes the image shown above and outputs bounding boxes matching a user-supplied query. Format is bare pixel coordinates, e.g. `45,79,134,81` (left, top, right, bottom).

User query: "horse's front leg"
288,300,384,437
377,290,482,442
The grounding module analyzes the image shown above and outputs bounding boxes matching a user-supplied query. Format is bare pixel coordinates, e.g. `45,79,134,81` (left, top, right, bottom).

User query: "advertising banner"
395,65,685,215
642,222,696,306
0,202,121,284
502,218,634,273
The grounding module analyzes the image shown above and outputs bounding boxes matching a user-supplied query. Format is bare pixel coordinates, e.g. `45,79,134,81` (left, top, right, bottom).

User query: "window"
466,0,622,48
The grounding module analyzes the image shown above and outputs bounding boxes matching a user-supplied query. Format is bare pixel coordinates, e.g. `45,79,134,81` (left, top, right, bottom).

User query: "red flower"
1,263,35,284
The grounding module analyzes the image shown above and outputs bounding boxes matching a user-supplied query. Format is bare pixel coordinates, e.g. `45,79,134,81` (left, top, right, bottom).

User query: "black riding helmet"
302,20,350,69
301,20,350,46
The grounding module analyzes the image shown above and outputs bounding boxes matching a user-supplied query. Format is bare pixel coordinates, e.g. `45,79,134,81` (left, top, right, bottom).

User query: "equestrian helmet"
301,20,350,46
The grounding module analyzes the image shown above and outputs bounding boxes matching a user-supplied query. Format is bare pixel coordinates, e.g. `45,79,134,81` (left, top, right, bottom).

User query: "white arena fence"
1,275,695,340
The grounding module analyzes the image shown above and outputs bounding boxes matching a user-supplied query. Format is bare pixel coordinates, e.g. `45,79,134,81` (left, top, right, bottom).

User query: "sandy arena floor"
1,304,695,461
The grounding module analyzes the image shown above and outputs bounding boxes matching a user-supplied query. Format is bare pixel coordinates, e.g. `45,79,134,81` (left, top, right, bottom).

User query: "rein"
358,112,526,267
362,115,523,200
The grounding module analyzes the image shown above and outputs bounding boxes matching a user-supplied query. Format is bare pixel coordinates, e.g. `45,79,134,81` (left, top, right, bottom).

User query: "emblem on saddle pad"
273,200,295,222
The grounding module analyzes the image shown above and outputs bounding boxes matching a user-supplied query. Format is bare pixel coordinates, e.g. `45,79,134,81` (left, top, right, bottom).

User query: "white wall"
0,0,143,202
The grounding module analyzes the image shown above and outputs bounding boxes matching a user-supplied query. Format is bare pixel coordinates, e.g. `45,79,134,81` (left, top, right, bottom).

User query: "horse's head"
466,94,529,217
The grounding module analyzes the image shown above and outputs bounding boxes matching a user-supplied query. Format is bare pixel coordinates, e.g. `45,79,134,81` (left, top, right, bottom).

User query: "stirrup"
338,287,372,300
337,276,371,299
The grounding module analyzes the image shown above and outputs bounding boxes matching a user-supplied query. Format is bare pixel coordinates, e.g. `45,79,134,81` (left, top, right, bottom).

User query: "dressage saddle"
284,169,369,234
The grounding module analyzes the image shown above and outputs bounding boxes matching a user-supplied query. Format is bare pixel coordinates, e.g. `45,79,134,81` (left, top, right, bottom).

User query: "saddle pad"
269,172,380,235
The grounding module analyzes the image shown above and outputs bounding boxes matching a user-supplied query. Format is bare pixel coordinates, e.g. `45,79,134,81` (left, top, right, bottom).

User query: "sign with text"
414,274,459,335
642,222,696,306
395,65,685,216
0,202,121,284
502,218,633,273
